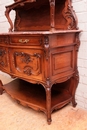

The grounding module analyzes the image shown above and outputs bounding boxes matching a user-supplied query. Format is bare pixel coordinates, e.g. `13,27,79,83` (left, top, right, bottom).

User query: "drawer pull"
19,39,29,43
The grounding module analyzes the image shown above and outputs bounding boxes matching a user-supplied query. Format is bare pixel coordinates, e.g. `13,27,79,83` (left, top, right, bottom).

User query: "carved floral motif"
14,51,41,76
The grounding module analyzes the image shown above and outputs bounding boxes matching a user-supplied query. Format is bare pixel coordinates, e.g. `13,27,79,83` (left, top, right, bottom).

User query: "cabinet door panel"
9,48,44,81
50,46,75,81
0,47,10,72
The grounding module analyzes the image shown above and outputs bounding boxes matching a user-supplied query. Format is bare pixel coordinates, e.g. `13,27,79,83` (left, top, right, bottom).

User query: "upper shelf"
5,0,78,32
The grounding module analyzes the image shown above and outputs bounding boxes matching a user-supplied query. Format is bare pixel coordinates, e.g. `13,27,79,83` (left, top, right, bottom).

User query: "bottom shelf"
3,78,72,113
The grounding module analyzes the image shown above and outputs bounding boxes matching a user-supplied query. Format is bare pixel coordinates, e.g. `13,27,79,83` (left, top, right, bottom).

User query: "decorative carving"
14,52,31,64
0,49,7,67
62,0,78,30
46,78,51,87
5,0,36,32
14,51,41,76
44,36,50,60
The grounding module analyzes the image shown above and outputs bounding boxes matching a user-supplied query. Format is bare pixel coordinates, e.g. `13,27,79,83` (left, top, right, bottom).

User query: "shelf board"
3,78,72,113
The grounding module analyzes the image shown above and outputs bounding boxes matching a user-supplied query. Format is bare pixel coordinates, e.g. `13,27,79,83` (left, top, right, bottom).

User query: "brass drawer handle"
19,39,29,43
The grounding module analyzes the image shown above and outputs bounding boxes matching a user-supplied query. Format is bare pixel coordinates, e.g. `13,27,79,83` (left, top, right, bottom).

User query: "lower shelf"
3,78,72,113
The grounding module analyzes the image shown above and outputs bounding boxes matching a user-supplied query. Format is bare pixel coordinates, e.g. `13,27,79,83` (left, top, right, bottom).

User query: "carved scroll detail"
14,52,41,76
62,0,78,30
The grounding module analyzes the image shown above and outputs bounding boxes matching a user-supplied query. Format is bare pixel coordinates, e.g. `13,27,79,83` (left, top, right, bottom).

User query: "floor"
0,74,87,130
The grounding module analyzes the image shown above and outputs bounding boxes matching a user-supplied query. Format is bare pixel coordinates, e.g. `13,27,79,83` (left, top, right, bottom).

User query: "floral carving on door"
0,49,7,67
13,51,42,76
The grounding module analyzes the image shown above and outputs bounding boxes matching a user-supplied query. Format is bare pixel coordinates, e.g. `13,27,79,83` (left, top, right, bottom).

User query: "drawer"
0,36,9,45
49,33,75,48
10,35,43,46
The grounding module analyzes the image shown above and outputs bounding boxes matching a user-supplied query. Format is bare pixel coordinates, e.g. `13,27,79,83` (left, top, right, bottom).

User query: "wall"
0,0,87,109
72,0,87,109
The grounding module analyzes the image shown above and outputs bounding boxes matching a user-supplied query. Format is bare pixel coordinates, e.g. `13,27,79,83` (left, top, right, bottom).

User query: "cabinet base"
2,78,75,124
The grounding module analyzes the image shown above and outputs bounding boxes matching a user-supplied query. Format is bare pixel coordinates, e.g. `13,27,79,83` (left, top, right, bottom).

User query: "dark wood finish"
0,0,81,124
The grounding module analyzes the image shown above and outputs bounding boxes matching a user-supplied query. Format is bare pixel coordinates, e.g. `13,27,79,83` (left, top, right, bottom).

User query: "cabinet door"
9,48,44,82
0,47,10,72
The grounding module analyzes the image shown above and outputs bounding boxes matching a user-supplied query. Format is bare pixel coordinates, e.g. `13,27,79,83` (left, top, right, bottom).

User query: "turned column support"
49,0,55,31
0,80,4,95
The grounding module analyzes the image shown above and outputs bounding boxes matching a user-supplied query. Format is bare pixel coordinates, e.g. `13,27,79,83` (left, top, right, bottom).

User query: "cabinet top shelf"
5,0,78,32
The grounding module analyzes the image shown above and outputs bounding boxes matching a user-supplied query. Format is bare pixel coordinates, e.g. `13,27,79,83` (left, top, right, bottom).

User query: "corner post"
49,0,55,31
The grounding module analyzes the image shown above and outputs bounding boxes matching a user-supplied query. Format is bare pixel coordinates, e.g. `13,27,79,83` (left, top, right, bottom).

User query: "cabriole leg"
69,71,79,107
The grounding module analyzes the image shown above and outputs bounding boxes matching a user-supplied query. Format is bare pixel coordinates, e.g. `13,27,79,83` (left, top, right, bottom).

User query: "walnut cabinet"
0,0,81,124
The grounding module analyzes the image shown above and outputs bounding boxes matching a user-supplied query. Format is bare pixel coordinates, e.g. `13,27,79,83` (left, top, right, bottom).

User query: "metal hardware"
19,39,29,43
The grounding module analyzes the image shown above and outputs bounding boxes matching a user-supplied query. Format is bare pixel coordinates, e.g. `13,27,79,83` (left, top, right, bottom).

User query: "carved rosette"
0,49,7,67
62,0,78,30
14,51,41,76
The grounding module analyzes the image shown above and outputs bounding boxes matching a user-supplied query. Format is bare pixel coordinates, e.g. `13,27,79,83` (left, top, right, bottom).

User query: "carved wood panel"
0,47,10,72
10,48,44,81
50,46,75,82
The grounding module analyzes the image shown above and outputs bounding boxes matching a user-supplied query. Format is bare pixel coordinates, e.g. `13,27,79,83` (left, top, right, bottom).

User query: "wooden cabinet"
0,0,81,124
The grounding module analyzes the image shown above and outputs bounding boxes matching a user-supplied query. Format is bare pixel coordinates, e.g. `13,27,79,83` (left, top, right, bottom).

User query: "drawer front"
49,33,75,48
0,36,9,45
0,47,10,72
10,35,43,46
9,48,44,81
